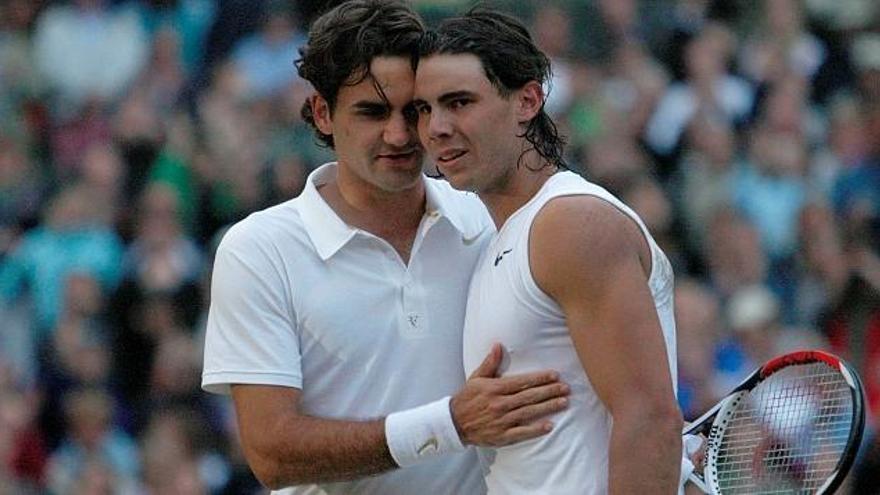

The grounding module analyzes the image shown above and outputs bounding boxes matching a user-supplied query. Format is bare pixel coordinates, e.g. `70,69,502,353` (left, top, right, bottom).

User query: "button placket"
400,265,428,338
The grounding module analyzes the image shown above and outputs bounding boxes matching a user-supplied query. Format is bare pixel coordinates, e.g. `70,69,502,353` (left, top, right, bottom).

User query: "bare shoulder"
529,194,649,299
530,194,644,259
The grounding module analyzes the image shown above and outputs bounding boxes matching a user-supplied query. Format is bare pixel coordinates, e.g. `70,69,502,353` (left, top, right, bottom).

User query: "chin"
378,169,424,192
441,172,473,192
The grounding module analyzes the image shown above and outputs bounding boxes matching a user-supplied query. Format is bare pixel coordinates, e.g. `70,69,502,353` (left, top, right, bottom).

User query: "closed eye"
353,102,390,119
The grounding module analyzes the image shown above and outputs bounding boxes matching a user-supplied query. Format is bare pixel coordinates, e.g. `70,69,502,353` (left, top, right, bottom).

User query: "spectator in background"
794,202,852,328
0,0,44,106
581,133,650,194
704,207,768,297
109,285,201,418
851,33,880,104
38,271,115,449
121,182,202,294
730,123,808,262
832,100,880,246
602,41,669,139
135,0,216,76
532,4,574,117
673,114,736,260
0,184,123,336
0,136,45,255
819,224,880,418
32,0,148,113
810,94,870,197
230,0,304,101
109,182,203,411
196,60,270,229
674,279,724,420
644,23,754,162
580,0,655,64
45,388,139,495
146,113,202,234
78,142,126,228
49,99,114,176
0,384,46,493
714,284,826,393
758,74,825,148
139,407,215,495
738,0,828,87
0,137,45,385
133,27,188,120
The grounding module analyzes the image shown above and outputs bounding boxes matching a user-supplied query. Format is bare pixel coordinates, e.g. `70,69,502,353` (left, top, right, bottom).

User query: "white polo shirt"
203,162,492,495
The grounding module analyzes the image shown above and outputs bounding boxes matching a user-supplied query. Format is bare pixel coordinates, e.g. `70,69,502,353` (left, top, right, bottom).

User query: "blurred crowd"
0,0,878,493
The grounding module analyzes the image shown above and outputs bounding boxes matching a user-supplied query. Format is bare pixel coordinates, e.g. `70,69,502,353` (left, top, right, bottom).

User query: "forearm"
608,410,682,494
244,414,396,488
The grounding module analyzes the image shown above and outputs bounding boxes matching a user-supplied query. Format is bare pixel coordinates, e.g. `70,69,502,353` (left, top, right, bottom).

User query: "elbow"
248,456,288,490
616,398,683,443
245,439,329,489
648,402,684,447
644,398,683,435
242,439,308,490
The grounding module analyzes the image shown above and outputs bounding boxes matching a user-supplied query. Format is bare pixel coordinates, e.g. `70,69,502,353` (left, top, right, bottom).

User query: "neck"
479,154,557,230
324,165,426,234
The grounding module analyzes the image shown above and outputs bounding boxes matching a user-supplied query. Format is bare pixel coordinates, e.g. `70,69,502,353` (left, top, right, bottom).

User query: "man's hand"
450,344,569,446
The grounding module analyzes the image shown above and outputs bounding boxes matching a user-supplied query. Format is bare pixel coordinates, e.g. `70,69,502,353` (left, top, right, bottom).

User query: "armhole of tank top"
523,190,663,303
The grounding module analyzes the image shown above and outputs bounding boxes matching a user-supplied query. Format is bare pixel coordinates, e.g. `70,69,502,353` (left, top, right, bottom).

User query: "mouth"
376,149,420,164
436,149,468,165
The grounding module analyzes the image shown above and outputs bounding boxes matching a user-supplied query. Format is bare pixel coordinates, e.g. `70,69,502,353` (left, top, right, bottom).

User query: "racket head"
702,350,865,495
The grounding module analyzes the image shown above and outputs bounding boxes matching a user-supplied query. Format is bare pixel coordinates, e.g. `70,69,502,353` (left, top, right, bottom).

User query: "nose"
425,109,452,141
383,113,413,148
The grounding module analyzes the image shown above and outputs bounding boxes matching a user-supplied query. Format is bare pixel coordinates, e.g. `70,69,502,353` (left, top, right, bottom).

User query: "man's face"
414,53,524,193
312,56,423,194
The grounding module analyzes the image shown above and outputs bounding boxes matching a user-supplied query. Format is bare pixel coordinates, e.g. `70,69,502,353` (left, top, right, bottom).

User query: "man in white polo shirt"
201,1,569,494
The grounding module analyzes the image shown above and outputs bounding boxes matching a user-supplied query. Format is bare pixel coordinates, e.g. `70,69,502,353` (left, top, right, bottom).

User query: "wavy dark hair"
418,8,567,171
295,0,424,148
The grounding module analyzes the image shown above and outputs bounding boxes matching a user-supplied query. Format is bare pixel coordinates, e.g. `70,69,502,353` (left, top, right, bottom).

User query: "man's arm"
531,195,683,494
232,385,390,488
231,344,568,490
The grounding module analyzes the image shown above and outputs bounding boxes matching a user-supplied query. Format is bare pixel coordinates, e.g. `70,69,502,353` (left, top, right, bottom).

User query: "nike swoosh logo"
461,229,485,246
494,249,513,266
417,437,439,455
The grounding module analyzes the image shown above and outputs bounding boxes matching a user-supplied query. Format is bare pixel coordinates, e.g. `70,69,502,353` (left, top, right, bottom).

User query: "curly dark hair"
418,8,567,171
295,0,424,148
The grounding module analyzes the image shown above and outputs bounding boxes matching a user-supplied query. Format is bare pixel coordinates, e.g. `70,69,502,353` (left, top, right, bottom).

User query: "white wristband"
385,396,466,467
679,434,701,495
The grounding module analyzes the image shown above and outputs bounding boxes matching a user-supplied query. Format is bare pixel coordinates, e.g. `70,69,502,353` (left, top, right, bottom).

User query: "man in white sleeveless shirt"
414,9,686,494
201,2,572,494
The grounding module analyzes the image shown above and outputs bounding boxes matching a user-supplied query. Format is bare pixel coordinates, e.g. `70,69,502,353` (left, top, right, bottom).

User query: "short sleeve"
201,223,302,394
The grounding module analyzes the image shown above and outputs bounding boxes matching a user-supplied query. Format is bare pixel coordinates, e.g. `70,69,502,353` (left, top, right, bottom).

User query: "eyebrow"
351,100,390,112
437,90,475,103
413,90,477,107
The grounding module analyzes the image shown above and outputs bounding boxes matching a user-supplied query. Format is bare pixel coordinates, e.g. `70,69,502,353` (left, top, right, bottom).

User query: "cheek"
416,119,429,145
337,124,374,155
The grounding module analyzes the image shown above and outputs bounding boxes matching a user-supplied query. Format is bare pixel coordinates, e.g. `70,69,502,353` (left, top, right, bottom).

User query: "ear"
310,94,333,136
516,80,544,123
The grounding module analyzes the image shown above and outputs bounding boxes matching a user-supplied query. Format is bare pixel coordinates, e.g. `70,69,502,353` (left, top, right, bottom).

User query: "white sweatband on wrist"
384,396,466,467
678,434,701,495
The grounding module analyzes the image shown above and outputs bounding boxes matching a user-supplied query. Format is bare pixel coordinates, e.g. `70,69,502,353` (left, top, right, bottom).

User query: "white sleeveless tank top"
462,171,678,494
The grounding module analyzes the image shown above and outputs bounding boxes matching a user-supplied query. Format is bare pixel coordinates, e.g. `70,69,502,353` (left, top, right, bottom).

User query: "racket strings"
712,363,854,494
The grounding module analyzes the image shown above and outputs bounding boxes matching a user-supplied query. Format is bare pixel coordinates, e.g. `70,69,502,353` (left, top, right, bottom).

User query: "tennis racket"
683,350,865,494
